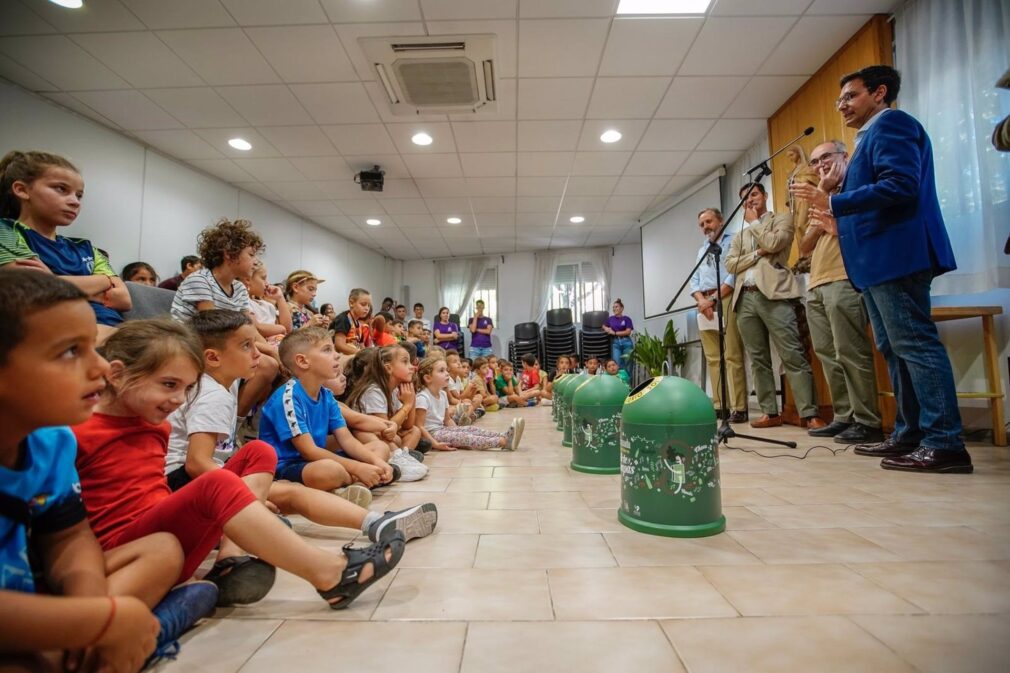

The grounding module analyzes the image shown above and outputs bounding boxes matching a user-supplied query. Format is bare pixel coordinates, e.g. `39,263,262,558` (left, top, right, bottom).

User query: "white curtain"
530,250,560,325
895,0,1010,293
583,247,613,296
434,256,489,319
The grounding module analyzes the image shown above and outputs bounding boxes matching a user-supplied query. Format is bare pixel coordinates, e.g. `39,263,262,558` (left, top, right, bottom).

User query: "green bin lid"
621,376,715,426
561,372,591,403
572,374,629,407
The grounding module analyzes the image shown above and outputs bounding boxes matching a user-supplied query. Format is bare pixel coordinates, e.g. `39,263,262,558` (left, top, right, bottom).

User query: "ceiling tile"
393,213,438,228
193,127,280,158
572,151,631,176
676,150,741,175
0,53,57,91
421,0,517,20
288,156,355,180
427,20,517,78
678,17,796,76
516,213,556,227
290,82,378,124
710,0,814,15
517,120,582,151
403,153,464,178
517,77,593,119
806,0,901,14
599,17,703,76
216,85,314,125
517,19,610,77
517,176,567,196
696,118,767,151
759,15,872,76
142,87,246,127
320,0,423,23
69,32,204,88
654,76,749,118
258,126,338,157
460,153,517,177
220,0,329,25
234,181,282,201
640,119,716,151
343,154,410,178
576,119,649,152
657,175,700,200
376,179,421,198
561,195,608,211
466,177,516,197
132,129,225,159
519,0,618,17
71,90,182,130
31,0,145,32
477,225,517,238
517,151,574,176
321,123,397,155
0,36,130,90
333,22,426,81
287,199,344,216
0,3,56,34
722,75,807,118
556,214,601,228
623,151,689,175
613,175,669,195
334,198,385,216
309,179,365,199
187,158,256,182
517,196,561,213
605,194,653,212
587,77,669,118
474,212,516,226
157,28,280,85
452,121,517,152
232,157,303,182
122,0,235,29
565,176,618,196
245,25,358,83
599,212,638,227
415,178,469,197
424,197,471,213
387,121,457,153
378,198,429,214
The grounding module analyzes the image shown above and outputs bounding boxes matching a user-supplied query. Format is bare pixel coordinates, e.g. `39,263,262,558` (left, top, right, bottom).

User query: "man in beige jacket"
725,183,823,430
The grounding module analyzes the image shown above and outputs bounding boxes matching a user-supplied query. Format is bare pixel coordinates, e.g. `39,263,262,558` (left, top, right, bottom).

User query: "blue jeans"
470,346,494,358
863,270,963,451
611,336,634,372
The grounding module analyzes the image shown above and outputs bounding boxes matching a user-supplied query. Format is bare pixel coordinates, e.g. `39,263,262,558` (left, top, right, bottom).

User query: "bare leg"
105,532,184,607
268,481,368,530
301,459,353,491
400,425,421,449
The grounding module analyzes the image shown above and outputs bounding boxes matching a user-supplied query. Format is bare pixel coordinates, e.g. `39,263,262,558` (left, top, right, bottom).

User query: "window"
549,262,606,319
471,267,498,325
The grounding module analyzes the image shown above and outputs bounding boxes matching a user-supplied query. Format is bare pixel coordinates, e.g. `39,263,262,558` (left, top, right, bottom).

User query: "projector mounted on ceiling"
359,34,498,116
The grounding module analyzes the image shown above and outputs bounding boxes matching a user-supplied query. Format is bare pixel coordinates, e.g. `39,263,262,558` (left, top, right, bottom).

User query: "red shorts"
105,440,277,582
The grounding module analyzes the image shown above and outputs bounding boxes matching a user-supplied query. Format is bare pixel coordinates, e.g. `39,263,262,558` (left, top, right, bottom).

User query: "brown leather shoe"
750,414,783,428
804,416,827,430
880,447,973,474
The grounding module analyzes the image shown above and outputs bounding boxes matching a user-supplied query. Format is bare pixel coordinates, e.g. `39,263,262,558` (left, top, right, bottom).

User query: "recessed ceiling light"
228,138,252,151
446,217,462,224
49,0,83,8
600,129,622,144
616,0,712,14
411,132,433,146
570,215,585,224
366,218,382,226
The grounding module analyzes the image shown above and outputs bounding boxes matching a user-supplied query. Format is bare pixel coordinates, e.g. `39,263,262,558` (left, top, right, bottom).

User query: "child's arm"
37,520,107,598
264,284,293,333
413,408,453,451
333,332,357,355
254,319,287,339
340,403,394,438
184,433,221,478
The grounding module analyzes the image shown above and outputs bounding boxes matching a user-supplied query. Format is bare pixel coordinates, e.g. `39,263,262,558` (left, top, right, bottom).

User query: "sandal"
204,555,276,606
318,531,406,610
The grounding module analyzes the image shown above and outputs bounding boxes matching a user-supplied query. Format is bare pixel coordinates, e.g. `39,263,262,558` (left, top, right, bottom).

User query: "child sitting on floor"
586,357,601,375
0,270,214,671
445,351,478,424
284,270,328,331
605,358,630,385
470,357,499,411
73,318,405,611
259,328,397,492
406,319,427,358
332,288,372,354
415,355,523,452
244,260,292,343
371,314,398,347
540,354,571,402
518,354,542,406
495,361,539,408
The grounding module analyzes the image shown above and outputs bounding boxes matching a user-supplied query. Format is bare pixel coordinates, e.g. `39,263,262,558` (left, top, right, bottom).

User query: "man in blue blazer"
791,65,971,474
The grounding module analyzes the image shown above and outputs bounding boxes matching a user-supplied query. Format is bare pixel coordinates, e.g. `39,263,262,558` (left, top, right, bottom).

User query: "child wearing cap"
285,270,328,331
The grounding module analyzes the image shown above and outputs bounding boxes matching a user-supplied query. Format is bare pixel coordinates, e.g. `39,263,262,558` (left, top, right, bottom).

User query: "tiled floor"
159,407,1010,673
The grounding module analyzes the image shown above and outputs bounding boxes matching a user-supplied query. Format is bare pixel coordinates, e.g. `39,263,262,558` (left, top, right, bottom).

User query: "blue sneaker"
146,581,218,667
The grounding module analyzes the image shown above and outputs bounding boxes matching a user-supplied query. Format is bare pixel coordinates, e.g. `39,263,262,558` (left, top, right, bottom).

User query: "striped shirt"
170,268,250,322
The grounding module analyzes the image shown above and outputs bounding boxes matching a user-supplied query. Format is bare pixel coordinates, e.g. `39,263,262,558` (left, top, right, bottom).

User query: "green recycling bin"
552,373,572,428
561,372,591,448
618,376,724,538
554,372,578,432
571,375,629,474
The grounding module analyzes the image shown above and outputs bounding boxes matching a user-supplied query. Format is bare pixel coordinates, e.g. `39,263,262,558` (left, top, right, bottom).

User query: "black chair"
582,310,609,330
514,322,540,341
546,308,573,327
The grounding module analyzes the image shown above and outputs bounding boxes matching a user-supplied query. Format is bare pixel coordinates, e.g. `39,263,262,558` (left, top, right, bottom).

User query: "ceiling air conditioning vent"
359,34,498,116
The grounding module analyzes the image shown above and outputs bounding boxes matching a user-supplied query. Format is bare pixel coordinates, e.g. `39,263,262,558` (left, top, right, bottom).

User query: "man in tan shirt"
801,141,882,443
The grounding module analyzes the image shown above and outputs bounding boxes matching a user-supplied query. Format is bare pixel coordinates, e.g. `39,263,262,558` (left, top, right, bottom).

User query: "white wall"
0,80,394,308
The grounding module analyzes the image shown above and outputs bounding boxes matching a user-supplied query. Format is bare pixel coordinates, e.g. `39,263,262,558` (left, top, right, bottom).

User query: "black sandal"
204,555,276,606
318,531,405,610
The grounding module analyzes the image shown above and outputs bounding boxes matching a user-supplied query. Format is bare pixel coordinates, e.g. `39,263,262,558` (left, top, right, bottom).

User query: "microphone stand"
665,148,806,450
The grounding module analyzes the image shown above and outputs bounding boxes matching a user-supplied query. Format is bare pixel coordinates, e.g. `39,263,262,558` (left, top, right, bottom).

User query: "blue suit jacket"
832,109,956,290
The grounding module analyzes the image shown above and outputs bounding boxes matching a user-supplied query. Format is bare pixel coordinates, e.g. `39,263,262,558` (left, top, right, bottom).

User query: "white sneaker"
389,449,428,482
508,417,525,451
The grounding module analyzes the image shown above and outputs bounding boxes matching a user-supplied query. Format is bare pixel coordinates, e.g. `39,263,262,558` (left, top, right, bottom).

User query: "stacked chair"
579,310,611,365
509,321,542,369
543,308,577,372
449,313,465,356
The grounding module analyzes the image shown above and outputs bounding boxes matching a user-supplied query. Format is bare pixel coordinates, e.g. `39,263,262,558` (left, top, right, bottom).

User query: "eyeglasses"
834,90,865,107
809,151,842,167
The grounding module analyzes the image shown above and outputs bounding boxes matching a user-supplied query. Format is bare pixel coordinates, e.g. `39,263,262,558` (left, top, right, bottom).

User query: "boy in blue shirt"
0,269,214,671
260,328,399,492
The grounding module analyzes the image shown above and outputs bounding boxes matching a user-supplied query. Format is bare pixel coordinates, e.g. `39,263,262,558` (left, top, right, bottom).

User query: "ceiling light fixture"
570,215,585,224
616,0,712,14
366,218,382,226
228,138,252,151
49,0,84,8
600,129,622,144
411,132,433,146
446,217,462,224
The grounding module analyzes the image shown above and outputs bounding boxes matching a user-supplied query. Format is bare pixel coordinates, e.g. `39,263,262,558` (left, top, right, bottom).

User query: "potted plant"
627,320,687,378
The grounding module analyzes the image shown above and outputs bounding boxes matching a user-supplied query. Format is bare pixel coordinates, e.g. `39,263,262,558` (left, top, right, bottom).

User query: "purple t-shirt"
433,320,459,350
470,316,493,348
606,315,634,335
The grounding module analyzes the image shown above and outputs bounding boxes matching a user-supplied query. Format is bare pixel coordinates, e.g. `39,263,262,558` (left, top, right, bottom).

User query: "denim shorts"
275,460,309,483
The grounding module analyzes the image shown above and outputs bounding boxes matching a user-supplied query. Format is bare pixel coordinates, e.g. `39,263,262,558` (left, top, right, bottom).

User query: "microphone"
803,126,814,136
743,127,816,177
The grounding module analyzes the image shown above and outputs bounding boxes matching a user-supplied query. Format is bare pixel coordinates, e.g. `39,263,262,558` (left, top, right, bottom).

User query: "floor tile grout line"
233,618,285,673
656,617,697,673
